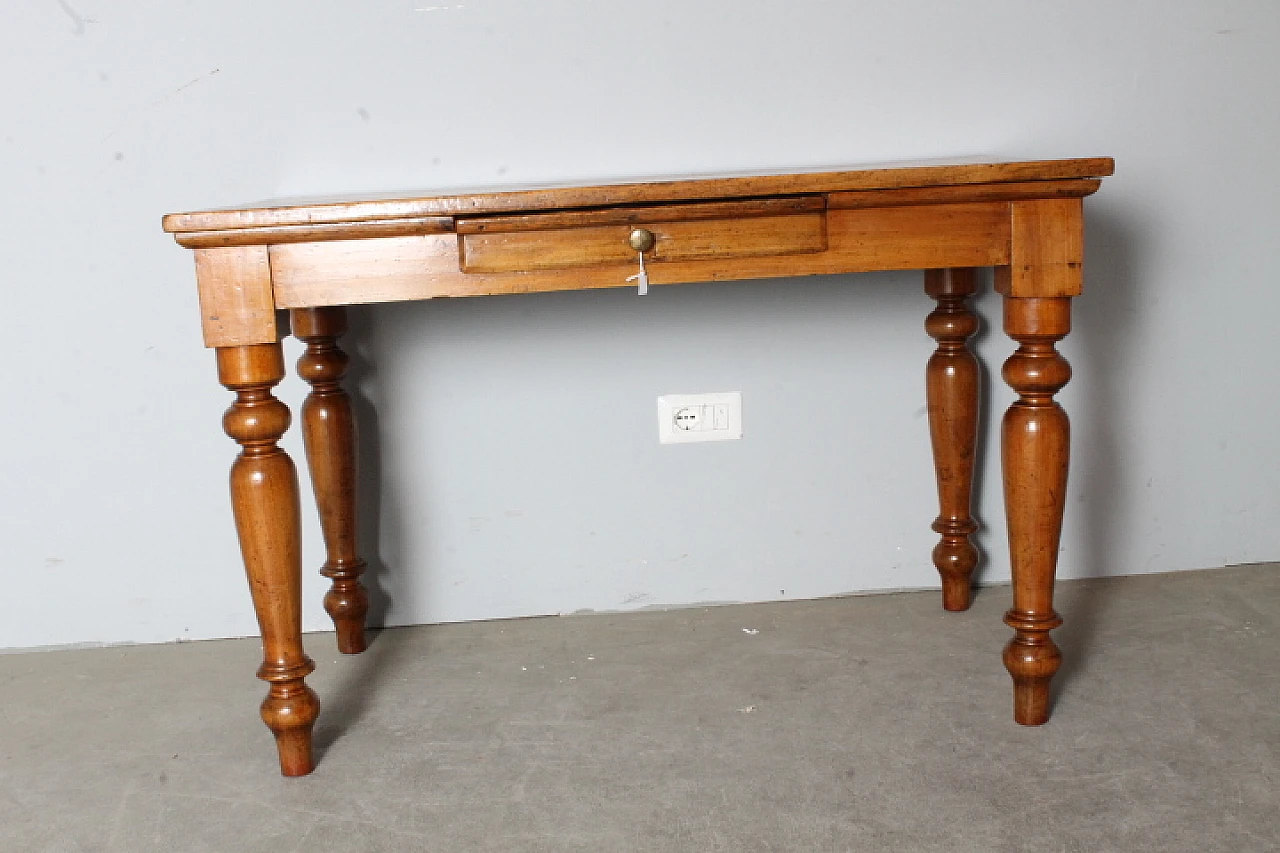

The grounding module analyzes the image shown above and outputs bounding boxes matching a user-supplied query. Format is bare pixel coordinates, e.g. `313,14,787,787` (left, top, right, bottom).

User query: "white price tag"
626,252,649,295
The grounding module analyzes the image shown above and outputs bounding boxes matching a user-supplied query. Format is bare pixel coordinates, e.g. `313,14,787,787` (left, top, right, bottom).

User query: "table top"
162,157,1114,236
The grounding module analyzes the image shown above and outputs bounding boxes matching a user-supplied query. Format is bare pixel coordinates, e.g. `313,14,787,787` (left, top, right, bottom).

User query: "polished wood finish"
455,196,824,233
268,203,1016,310
827,178,1100,210
999,296,1072,725
166,158,1112,774
996,198,1085,298
460,211,826,274
176,217,454,249
194,246,279,347
217,343,318,775
924,268,981,611
161,157,1114,233
292,307,369,655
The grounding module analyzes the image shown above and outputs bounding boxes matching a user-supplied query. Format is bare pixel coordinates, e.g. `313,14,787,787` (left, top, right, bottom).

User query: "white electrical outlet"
657,393,743,444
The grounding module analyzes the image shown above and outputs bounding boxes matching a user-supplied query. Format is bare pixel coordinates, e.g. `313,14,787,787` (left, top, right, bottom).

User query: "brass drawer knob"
628,228,656,253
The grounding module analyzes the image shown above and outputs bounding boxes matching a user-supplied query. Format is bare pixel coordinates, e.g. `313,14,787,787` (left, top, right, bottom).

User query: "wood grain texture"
217,343,319,776
455,197,823,234
292,307,369,655
270,203,1013,307
828,179,1100,210
162,158,1114,234
193,247,279,347
924,269,981,612
995,198,1085,298
166,157,1112,773
176,217,454,248
461,213,826,274
1000,296,1072,726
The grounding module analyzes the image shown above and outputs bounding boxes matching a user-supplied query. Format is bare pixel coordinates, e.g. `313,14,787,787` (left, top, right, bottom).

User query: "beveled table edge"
162,157,1115,235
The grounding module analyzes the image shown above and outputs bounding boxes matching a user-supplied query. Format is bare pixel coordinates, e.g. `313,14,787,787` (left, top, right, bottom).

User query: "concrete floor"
2,565,1277,852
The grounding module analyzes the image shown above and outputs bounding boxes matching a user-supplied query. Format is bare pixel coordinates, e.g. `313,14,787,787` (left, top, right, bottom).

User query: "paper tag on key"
626,251,649,296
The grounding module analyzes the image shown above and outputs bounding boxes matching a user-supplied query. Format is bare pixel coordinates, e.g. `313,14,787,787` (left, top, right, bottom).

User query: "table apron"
270,202,1014,309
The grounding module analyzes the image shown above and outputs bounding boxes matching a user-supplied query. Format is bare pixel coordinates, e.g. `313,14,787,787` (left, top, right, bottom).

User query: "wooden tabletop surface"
162,157,1115,235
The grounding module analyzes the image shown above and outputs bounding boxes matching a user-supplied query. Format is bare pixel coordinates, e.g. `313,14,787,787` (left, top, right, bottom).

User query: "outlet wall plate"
657,392,743,444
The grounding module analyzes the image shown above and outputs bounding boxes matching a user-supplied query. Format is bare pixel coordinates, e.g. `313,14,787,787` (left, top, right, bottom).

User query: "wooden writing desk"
163,158,1114,776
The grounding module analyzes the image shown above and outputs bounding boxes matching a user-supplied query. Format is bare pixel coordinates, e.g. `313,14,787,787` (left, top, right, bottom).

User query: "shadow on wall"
345,305,395,632
961,267,997,596
320,218,1140,720
332,268,932,628
1053,204,1141,700
943,203,1141,702
311,304,424,757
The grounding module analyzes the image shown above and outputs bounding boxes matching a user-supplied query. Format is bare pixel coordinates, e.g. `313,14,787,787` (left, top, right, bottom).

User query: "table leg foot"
293,307,370,655
1000,295,1071,726
261,677,322,776
322,567,369,655
1003,611,1063,725
924,269,981,612
219,343,320,776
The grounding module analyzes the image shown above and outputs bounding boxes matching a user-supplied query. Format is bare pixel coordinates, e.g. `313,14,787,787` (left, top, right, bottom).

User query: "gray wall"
2,1,1278,648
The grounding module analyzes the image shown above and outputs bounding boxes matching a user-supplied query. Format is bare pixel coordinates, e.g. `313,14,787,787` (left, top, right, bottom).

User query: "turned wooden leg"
218,343,320,776
292,307,369,655
924,269,981,611
1000,296,1071,725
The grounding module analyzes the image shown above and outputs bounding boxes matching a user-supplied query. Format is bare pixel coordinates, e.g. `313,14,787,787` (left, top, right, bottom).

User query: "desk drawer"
456,197,826,274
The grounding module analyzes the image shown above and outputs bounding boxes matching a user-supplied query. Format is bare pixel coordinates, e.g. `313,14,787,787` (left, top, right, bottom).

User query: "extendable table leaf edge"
162,157,1115,776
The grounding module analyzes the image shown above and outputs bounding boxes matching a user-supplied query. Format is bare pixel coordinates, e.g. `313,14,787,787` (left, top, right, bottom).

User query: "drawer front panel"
459,209,827,274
